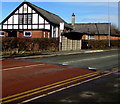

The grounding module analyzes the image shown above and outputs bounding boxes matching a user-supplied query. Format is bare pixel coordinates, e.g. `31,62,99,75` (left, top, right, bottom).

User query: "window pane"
19,15,23,24
28,14,32,24
24,32,32,37
0,32,4,35
28,25,31,29
24,15,27,24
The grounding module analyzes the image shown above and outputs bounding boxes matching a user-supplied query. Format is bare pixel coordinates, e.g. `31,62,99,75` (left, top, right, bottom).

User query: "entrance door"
8,31,17,37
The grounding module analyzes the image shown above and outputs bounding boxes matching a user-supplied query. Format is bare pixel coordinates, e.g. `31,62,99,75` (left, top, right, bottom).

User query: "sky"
0,0,119,28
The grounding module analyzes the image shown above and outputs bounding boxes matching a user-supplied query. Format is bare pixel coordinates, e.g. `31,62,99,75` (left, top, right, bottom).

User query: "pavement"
1,49,117,59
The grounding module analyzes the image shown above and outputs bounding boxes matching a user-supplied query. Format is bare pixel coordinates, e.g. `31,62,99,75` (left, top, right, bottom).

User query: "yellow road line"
1,72,98,101
1,71,98,101
2,72,99,103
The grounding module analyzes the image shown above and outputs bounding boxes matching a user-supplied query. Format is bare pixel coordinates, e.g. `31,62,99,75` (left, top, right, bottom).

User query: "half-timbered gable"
1,1,72,38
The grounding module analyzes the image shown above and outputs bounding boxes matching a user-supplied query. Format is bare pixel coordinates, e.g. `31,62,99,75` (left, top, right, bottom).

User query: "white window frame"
89,35,95,40
24,32,32,37
0,32,5,37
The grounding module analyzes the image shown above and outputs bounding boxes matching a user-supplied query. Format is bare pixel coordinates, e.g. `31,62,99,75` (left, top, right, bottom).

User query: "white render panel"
28,25,32,29
33,10,36,13
45,24,50,30
32,14,38,24
4,21,7,24
19,6,23,13
14,25,18,29
8,16,13,24
51,26,54,38
3,25,7,29
23,4,27,13
45,20,48,24
8,25,12,29
15,10,18,14
14,15,18,24
28,6,32,13
39,25,44,29
33,25,38,29
55,27,59,37
19,25,22,29
39,16,44,24
23,25,27,29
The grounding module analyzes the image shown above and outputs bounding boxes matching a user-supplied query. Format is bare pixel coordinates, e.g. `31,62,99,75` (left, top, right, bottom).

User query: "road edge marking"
20,71,117,104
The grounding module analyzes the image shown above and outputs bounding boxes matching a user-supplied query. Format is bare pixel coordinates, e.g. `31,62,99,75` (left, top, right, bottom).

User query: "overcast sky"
0,0,119,28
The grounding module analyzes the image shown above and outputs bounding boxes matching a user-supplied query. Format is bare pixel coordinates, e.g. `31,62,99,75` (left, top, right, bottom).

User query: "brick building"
0,1,72,38
1,1,120,51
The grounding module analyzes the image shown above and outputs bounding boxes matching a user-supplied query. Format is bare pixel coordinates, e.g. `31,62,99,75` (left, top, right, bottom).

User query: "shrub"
82,40,120,49
2,37,59,53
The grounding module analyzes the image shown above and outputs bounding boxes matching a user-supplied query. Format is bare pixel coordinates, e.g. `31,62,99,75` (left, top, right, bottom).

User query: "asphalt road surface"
30,73,119,103
26,49,119,72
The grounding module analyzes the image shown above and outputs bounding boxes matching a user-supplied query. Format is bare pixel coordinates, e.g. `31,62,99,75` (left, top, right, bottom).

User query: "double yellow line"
1,72,100,103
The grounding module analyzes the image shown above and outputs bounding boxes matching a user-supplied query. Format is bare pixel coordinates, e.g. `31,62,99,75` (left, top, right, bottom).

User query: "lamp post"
59,22,64,51
108,0,111,47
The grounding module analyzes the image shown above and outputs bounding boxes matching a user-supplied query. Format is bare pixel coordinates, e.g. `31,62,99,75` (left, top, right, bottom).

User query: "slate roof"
71,23,110,35
26,2,72,29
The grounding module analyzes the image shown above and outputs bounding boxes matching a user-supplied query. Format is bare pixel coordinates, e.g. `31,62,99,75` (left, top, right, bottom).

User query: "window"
19,14,32,24
24,32,32,37
0,32,4,37
24,14,27,24
28,14,32,24
19,15,23,24
89,35,95,40
53,26,56,37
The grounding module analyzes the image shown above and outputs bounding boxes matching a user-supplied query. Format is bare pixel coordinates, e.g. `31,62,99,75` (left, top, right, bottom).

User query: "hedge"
82,40,120,49
1,37,120,54
1,37,59,52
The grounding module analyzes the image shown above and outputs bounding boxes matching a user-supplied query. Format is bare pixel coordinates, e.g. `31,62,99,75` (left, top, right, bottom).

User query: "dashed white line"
1,64,44,71
62,54,118,64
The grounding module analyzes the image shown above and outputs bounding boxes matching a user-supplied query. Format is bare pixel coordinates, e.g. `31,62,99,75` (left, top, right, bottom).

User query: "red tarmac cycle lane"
2,59,101,103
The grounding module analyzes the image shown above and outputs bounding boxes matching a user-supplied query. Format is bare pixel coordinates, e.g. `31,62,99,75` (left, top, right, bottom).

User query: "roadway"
25,49,119,71
1,59,103,103
1,49,119,103
30,73,119,103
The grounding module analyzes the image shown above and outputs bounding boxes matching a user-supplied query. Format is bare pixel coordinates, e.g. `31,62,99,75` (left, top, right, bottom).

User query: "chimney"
72,13,75,26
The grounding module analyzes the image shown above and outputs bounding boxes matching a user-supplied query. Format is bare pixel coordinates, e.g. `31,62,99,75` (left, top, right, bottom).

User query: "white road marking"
1,64,44,71
62,54,118,65
19,71,117,104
